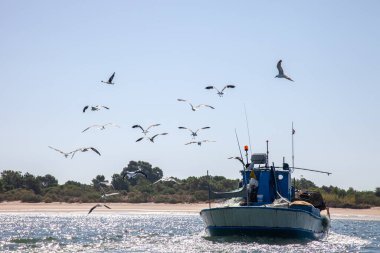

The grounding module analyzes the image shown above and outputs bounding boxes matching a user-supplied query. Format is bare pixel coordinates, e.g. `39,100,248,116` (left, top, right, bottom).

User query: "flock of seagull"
47,60,293,214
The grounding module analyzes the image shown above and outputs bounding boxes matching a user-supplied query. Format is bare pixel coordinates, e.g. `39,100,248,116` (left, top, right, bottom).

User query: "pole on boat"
290,167,332,176
207,170,211,209
292,122,295,172
244,103,253,157
234,129,249,205
266,140,269,168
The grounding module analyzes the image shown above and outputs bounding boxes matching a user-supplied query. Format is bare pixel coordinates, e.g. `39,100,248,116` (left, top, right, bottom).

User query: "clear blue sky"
1,1,379,190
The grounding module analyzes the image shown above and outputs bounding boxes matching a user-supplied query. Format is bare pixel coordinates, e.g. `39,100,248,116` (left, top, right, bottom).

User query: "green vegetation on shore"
1,161,379,208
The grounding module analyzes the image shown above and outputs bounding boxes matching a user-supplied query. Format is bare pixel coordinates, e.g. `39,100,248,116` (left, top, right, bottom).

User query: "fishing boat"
200,145,331,239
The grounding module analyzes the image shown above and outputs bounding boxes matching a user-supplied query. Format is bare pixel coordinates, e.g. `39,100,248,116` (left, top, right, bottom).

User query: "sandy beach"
1,201,380,220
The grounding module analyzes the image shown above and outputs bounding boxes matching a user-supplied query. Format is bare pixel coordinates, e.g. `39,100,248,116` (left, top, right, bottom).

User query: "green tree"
122,161,163,185
1,170,23,191
92,175,106,187
376,187,380,198
111,173,129,191
37,174,58,188
23,172,41,194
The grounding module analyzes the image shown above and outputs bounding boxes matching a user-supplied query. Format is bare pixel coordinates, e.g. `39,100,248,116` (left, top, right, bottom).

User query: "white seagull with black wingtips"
82,123,120,133
178,126,210,139
132,124,161,135
70,147,101,159
185,140,216,146
205,85,235,97
177,99,215,111
83,105,110,113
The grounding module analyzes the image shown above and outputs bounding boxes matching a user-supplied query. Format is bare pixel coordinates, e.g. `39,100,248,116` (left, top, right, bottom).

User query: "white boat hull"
200,206,329,238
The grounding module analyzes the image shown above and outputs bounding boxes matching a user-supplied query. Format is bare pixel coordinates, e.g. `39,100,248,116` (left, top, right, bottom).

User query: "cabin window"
278,174,284,180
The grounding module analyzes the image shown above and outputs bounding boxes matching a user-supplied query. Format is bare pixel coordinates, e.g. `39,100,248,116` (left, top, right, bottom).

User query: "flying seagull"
185,140,216,146
178,126,210,139
136,133,168,143
71,147,101,159
228,156,246,167
48,146,73,158
205,85,235,97
132,124,160,135
153,177,182,184
275,60,294,82
177,99,215,111
88,203,111,215
83,105,110,113
82,123,120,133
122,169,148,180
101,72,115,85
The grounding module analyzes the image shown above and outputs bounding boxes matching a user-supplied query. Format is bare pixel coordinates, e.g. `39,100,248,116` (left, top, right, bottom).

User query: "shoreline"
1,202,380,220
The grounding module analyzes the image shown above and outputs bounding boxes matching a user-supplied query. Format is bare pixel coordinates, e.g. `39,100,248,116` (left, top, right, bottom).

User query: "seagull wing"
102,106,110,110
177,98,187,102
146,124,161,131
83,106,89,113
103,204,111,209
179,126,194,133
196,104,215,110
194,126,210,134
105,192,120,197
205,86,221,93
277,60,284,75
228,156,245,166
132,125,145,132
48,146,64,154
136,137,144,142
284,75,294,82
150,133,168,142
108,72,115,83
88,204,101,214
221,85,235,92
185,141,196,145
90,147,101,156
82,125,100,133
136,170,148,178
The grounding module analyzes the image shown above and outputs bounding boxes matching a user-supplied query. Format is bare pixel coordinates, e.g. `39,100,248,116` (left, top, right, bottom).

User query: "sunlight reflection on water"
0,213,378,252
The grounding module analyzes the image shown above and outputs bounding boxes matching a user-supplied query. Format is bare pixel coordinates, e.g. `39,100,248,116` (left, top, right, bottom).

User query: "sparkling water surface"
0,213,379,252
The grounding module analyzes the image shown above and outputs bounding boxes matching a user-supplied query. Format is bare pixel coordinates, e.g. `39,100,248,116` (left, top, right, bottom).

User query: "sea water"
0,213,379,252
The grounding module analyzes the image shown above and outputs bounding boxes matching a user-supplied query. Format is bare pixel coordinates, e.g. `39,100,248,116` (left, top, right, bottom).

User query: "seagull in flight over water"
132,124,161,135
205,85,235,97
136,133,168,143
275,60,294,82
177,99,215,111
82,123,120,133
101,72,115,85
185,140,216,146
71,147,101,159
83,105,109,113
48,146,73,158
88,203,111,215
178,126,210,139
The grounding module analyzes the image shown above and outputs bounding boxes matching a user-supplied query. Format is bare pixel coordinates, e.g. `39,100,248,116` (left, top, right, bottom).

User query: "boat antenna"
207,170,211,209
291,122,295,173
234,128,244,167
266,140,269,168
235,128,249,205
244,103,252,156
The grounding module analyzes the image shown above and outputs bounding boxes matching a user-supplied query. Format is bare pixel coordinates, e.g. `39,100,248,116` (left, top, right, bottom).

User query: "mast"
292,122,295,171
266,140,269,168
